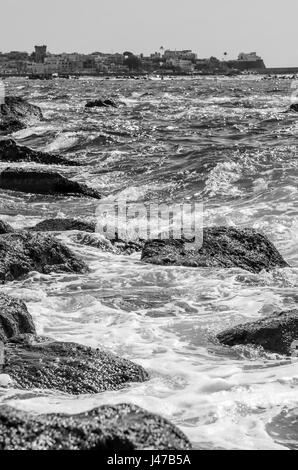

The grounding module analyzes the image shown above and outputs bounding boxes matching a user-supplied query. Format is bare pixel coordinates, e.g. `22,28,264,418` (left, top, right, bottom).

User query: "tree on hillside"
124,54,142,71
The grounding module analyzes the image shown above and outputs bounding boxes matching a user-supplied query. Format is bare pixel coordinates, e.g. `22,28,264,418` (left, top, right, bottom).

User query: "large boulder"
0,119,25,134
0,139,80,166
85,99,117,109
0,96,43,122
0,97,43,135
3,334,149,394
30,218,96,233
0,293,36,342
216,310,298,355
266,408,298,450
141,227,288,274
0,231,88,283
0,168,102,199
0,403,191,450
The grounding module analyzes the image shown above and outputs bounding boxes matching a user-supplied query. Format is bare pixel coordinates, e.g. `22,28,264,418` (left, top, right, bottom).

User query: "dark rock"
0,97,42,135
0,119,25,134
0,139,80,166
30,218,96,233
289,103,298,112
0,231,88,283
1,96,42,122
75,232,121,253
0,403,191,450
266,408,298,450
0,293,36,342
103,99,117,107
141,227,288,274
217,310,298,355
27,219,144,254
0,168,102,199
0,220,14,234
3,334,149,394
85,99,117,109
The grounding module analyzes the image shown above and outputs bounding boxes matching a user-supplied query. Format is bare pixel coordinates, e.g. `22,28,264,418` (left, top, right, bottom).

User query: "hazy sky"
1,0,298,67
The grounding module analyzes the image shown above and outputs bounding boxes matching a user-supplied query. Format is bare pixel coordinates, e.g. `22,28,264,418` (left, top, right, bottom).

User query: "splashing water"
0,75,298,450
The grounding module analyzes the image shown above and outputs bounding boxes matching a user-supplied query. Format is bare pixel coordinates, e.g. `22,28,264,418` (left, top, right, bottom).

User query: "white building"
164,50,197,61
26,62,50,74
166,58,194,72
238,52,262,61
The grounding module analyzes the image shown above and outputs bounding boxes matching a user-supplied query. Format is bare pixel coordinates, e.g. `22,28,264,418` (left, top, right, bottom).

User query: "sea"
0,75,297,450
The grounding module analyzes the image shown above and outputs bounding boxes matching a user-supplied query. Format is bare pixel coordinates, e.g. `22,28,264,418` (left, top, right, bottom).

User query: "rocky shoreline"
0,95,296,450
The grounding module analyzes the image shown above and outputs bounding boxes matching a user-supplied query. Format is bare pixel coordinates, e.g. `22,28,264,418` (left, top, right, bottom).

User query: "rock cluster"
0,92,294,450
0,290,191,449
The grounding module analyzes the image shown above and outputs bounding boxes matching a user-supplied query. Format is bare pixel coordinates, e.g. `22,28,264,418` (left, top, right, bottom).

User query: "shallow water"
0,75,298,450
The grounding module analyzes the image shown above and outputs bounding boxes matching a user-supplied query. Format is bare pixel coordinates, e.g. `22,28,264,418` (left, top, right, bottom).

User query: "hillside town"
0,45,267,77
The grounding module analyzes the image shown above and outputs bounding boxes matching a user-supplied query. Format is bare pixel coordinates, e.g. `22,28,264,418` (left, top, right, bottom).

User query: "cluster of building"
0,46,266,76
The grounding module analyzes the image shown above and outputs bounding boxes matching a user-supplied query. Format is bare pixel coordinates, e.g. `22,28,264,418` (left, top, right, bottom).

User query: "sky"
1,0,298,67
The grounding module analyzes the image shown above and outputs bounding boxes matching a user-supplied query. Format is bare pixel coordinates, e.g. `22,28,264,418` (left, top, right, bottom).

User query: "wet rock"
0,97,42,135
27,219,144,254
73,232,116,253
76,232,145,255
0,220,14,234
217,310,298,355
3,334,149,394
85,99,117,108
289,103,298,112
0,231,88,283
141,227,288,274
0,293,36,342
266,408,298,450
0,403,191,450
30,218,96,233
0,119,25,135
0,139,80,166
103,99,117,107
0,168,102,199
1,96,43,121
113,239,145,255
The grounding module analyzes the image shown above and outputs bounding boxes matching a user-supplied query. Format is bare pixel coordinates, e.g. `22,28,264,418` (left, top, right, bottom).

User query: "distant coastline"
1,67,298,80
